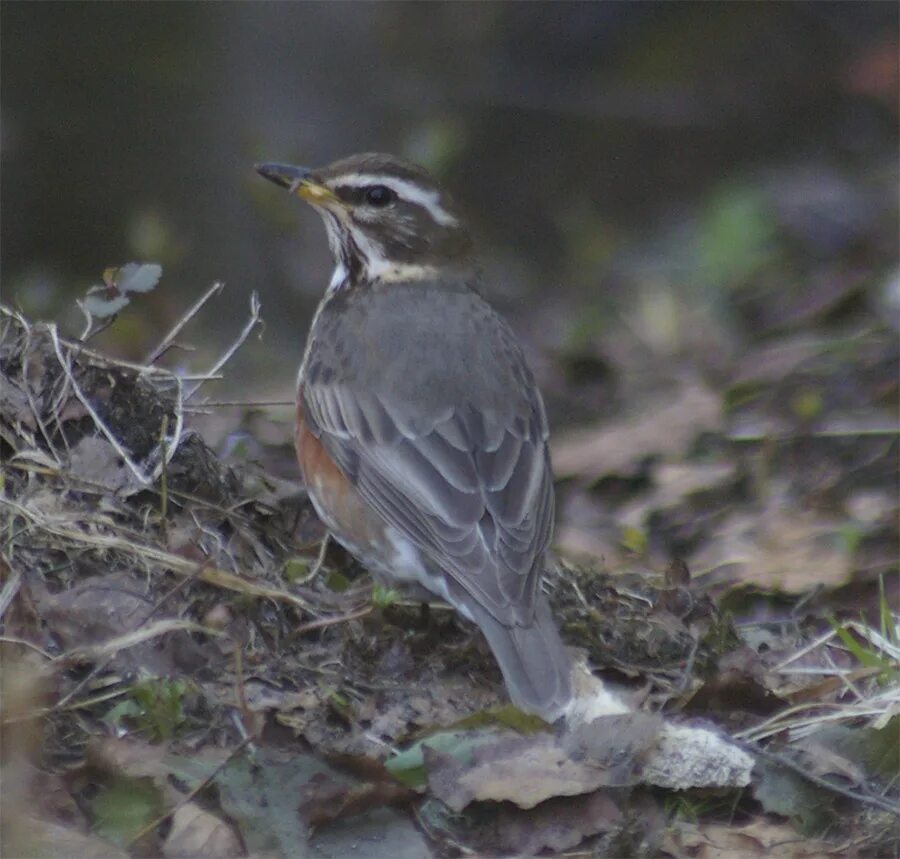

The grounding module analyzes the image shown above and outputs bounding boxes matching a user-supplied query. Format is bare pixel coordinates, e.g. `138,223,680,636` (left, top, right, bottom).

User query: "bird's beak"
255,162,340,206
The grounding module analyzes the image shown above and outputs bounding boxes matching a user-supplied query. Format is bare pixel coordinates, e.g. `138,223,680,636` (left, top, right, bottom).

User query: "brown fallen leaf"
664,818,841,858
689,505,853,593
552,380,721,481
487,789,627,855
682,646,787,717
5,816,128,859
33,570,177,676
425,714,661,811
297,770,412,827
425,738,605,812
162,803,242,859
86,737,229,807
67,436,144,493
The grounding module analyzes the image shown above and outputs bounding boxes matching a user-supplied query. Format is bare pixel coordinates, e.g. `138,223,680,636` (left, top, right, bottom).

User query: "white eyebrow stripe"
331,173,459,227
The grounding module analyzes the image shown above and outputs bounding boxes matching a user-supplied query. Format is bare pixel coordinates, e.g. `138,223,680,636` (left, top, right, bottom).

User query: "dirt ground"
2,161,898,857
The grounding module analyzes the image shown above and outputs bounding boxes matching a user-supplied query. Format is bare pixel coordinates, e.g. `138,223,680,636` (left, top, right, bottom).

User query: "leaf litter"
1,250,899,857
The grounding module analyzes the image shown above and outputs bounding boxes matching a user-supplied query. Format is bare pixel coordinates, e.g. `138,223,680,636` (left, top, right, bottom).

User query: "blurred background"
3,3,897,400
2,1,899,621
2,8,899,848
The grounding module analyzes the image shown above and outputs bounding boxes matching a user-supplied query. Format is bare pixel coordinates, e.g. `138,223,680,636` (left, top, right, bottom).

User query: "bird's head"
256,153,474,287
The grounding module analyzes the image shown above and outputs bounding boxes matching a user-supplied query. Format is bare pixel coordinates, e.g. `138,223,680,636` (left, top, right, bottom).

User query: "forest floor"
2,159,898,858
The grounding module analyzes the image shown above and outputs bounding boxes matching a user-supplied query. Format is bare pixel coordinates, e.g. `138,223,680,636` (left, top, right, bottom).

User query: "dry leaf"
163,803,242,859
553,380,721,481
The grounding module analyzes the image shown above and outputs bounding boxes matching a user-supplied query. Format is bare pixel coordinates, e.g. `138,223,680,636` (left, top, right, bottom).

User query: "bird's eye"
364,185,396,207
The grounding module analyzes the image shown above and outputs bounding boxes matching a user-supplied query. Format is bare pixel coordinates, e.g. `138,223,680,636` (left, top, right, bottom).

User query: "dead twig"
158,415,170,538
46,322,186,485
185,398,294,409
736,738,900,818
126,736,255,848
0,564,23,620
47,325,152,486
288,533,332,588
293,604,373,636
144,281,225,364
185,291,262,401
1,497,316,614
16,314,62,465
1,619,220,725
0,636,54,661
78,311,119,344
54,618,217,666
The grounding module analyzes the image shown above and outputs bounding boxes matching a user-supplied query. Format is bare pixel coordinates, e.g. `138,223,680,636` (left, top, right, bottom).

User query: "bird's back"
303,278,546,445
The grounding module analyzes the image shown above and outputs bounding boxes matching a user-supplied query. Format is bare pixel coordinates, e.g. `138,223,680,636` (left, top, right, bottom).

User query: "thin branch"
736,738,900,818
144,375,185,483
290,533,331,588
46,320,186,485
48,324,153,486
0,564,22,620
0,307,199,383
1,497,316,614
19,321,62,465
0,636,54,661
185,291,262,401
770,628,838,672
126,736,254,847
144,281,225,364
729,420,900,442
186,399,294,409
293,604,373,635
79,310,120,344
737,703,899,743
53,618,216,665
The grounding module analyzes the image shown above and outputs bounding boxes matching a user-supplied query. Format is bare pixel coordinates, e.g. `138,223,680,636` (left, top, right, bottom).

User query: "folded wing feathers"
307,386,552,624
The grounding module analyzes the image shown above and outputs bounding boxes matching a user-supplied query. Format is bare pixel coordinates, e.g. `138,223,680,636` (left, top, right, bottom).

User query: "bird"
256,153,573,721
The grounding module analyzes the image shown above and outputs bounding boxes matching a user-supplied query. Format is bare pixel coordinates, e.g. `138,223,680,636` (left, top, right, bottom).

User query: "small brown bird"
256,154,572,720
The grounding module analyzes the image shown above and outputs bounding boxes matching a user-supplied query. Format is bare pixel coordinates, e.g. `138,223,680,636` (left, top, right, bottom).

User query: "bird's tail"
469,593,573,722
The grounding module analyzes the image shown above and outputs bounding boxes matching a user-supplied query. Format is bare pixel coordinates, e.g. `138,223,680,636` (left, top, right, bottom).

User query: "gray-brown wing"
302,382,554,626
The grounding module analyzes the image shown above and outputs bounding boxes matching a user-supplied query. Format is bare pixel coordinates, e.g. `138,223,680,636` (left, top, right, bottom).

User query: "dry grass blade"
0,565,23,620
736,738,900,817
2,498,316,614
54,618,218,664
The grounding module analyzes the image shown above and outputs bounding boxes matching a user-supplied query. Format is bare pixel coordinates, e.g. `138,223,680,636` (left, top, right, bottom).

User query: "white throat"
364,258,441,284
323,214,439,290
328,262,349,291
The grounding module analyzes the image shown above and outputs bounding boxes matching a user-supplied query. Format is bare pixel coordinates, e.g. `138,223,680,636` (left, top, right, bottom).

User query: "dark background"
2,2,897,403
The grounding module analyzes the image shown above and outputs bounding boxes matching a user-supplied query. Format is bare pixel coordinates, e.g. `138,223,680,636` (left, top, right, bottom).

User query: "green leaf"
452,703,549,733
386,729,501,788
90,776,163,847
620,525,648,555
129,678,189,741
372,584,401,608
325,569,351,592
102,698,143,733
829,618,896,673
696,184,775,290
283,556,312,583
